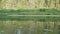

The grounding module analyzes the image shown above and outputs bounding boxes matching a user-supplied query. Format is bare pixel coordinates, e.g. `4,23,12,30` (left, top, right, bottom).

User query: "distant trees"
44,0,60,9
0,0,2,9
0,0,2,2
45,0,48,5
59,0,60,4
2,0,17,9
0,0,60,9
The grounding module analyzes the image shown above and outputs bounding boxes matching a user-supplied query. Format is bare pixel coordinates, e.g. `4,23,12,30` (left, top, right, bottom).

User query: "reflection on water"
0,30,4,34
15,27,22,34
16,29,21,34
0,21,60,34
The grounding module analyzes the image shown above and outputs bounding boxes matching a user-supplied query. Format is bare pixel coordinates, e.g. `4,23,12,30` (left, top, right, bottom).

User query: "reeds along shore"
0,0,60,9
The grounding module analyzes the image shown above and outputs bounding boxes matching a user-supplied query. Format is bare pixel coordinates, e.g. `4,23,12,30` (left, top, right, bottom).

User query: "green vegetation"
0,9,60,15
0,9,60,22
0,0,60,9
0,16,60,22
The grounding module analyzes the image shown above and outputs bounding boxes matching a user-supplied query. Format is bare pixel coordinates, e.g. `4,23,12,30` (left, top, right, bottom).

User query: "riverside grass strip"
0,9,60,22
0,16,60,22
0,9,60,15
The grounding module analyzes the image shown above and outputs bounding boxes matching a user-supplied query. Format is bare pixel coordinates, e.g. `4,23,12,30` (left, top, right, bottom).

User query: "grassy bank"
0,9,60,15
0,9,60,21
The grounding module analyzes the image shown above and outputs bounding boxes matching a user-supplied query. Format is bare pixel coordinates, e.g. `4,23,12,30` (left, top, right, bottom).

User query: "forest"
0,0,60,9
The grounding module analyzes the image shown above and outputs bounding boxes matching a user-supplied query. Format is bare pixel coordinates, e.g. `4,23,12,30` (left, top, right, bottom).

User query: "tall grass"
0,9,60,22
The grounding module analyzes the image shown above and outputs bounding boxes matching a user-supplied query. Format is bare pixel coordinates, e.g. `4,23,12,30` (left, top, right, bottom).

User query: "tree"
0,0,2,9
45,0,48,5
59,0,60,4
